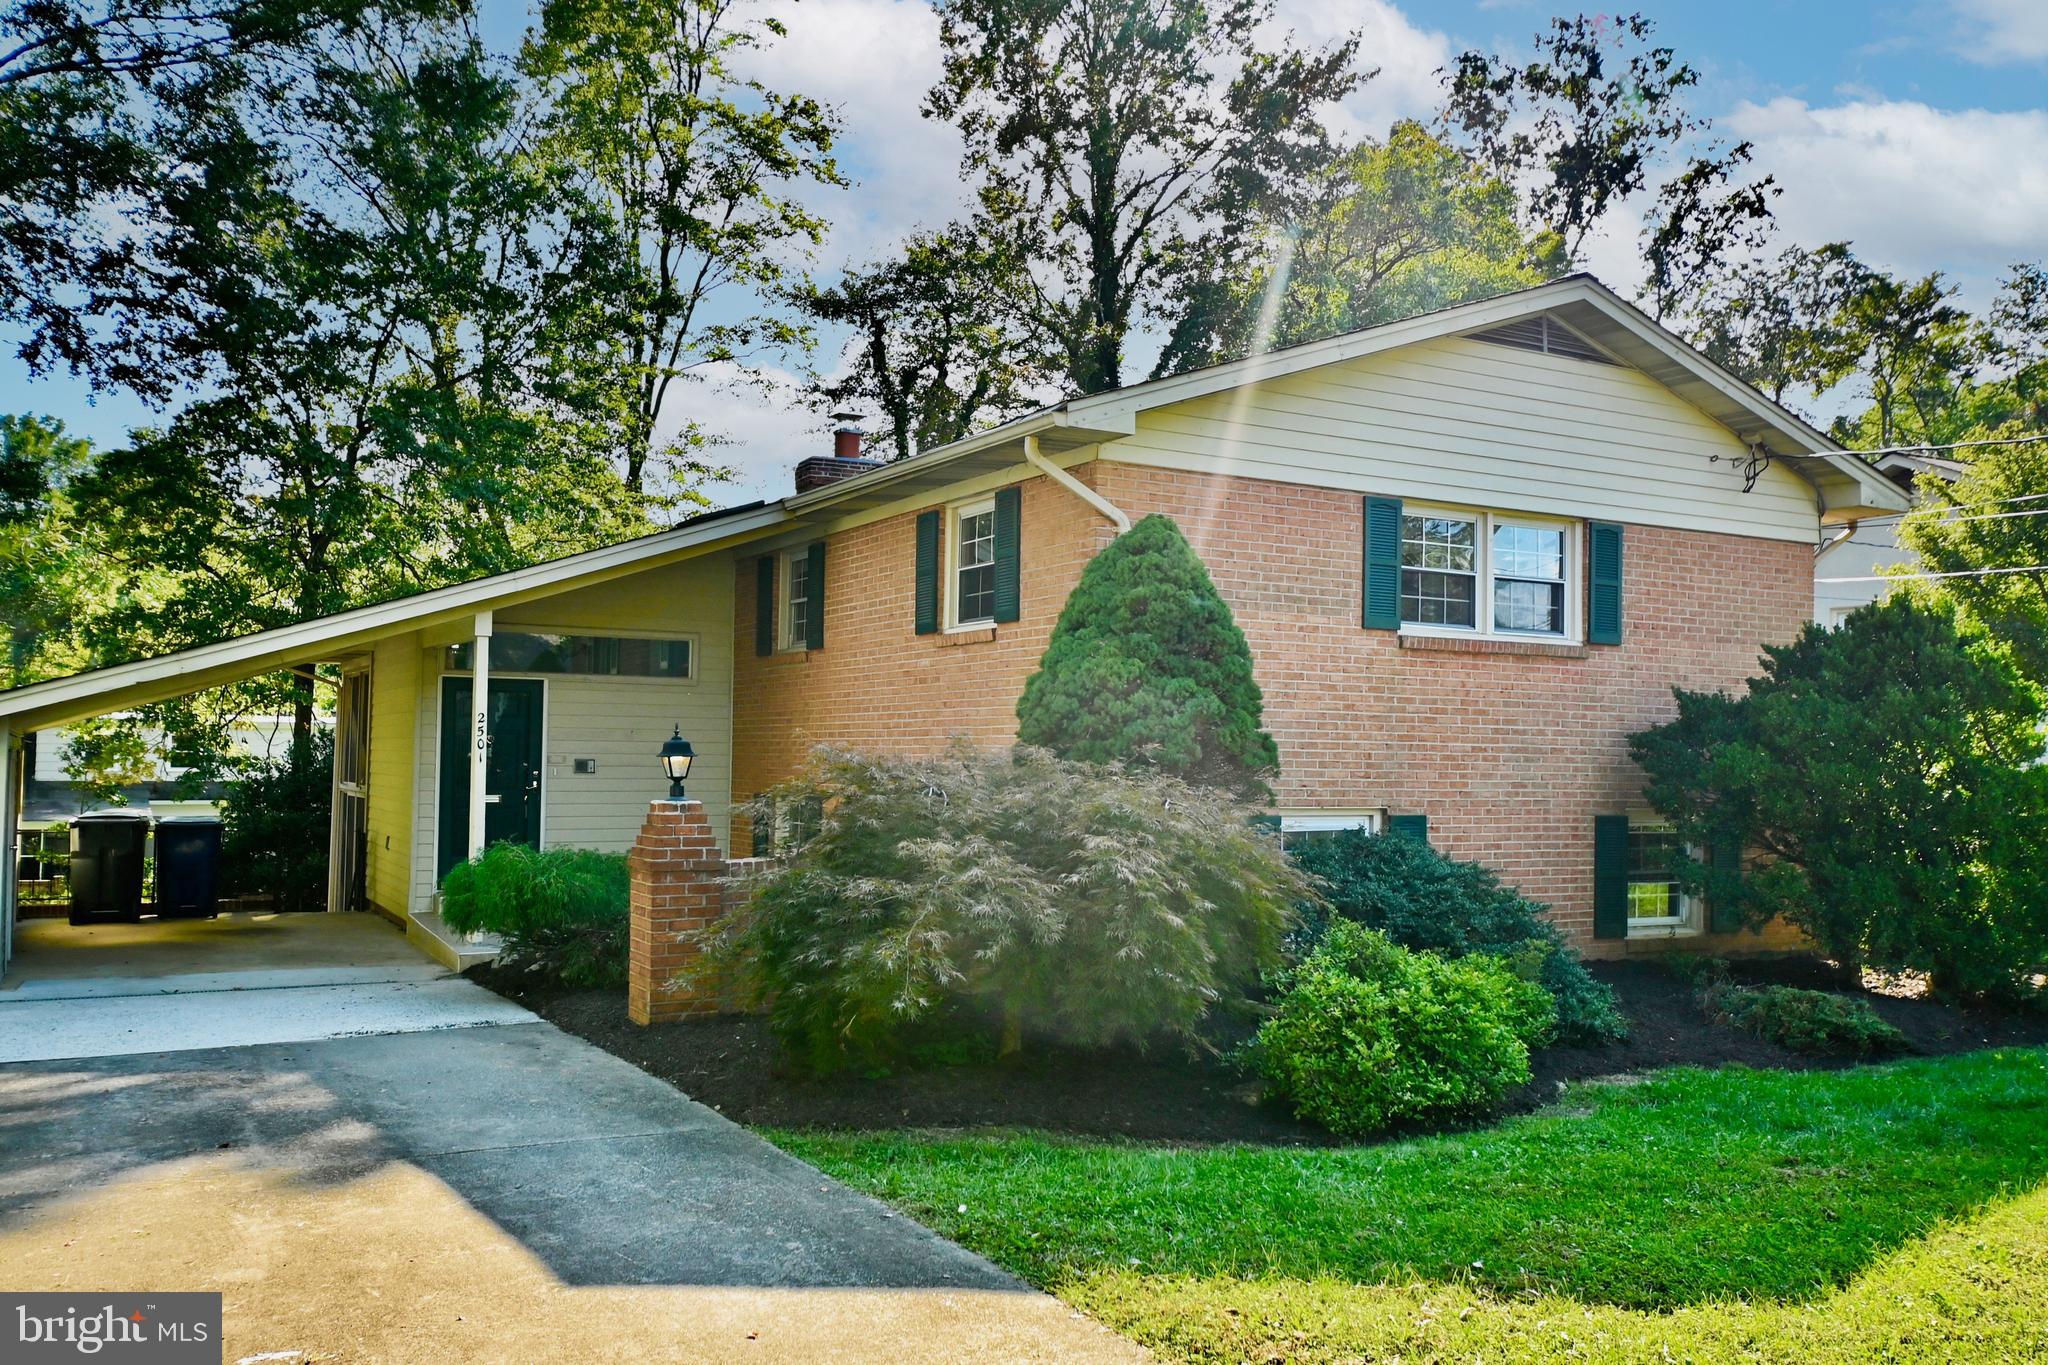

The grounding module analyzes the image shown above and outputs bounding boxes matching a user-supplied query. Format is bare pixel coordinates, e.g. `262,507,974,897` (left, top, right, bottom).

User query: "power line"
1838,492,2048,532
1847,433,2048,459
1817,564,2048,584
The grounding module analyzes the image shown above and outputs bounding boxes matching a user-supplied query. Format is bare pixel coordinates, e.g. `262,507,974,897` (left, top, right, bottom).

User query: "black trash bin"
155,814,224,919
69,810,152,925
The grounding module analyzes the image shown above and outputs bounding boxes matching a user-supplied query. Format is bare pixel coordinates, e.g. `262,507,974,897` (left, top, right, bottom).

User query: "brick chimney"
794,412,884,493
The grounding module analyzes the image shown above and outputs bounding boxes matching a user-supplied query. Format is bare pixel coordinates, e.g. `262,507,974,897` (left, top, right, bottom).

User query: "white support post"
467,611,492,863
0,722,17,976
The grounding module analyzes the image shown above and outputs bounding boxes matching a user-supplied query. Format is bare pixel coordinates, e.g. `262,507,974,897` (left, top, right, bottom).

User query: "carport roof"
0,500,790,731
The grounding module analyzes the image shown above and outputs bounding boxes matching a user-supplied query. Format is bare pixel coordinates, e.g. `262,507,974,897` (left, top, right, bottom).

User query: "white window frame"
779,548,813,653
1397,504,1581,644
1625,817,1700,939
946,496,999,631
1276,810,1382,851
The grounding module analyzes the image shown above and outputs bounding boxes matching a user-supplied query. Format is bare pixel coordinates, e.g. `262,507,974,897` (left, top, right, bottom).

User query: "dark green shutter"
805,541,827,650
1388,813,1428,844
1363,496,1403,630
913,510,941,635
1708,830,1743,933
1588,522,1623,645
1593,814,1629,939
992,485,1022,623
754,556,775,657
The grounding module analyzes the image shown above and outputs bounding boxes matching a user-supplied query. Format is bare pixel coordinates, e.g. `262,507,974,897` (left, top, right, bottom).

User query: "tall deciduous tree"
1441,11,1776,317
70,13,650,737
927,0,1359,396
1156,120,1558,374
0,0,392,397
1678,242,1866,407
1826,269,1983,449
796,224,1057,461
522,0,843,497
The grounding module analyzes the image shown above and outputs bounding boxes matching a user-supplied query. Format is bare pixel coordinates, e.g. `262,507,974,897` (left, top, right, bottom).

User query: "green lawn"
776,1048,2048,1363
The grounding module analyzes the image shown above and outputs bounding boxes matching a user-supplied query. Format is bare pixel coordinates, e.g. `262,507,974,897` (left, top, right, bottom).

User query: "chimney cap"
829,410,864,430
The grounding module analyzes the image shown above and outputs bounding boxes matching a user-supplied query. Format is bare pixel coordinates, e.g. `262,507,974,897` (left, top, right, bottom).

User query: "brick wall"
733,460,1814,956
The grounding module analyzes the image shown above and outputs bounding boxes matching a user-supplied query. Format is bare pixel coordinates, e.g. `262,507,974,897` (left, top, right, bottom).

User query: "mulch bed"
469,957,2048,1146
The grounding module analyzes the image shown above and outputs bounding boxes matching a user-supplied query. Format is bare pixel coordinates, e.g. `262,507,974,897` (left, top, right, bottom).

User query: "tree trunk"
290,665,317,743
998,999,1024,1060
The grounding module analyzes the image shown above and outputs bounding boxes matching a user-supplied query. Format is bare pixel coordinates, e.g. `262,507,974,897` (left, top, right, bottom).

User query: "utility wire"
1818,564,2048,584
1834,492,2048,532
1846,433,2048,459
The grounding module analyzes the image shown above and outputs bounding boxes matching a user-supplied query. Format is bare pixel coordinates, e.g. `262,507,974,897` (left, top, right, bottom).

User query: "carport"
0,501,788,980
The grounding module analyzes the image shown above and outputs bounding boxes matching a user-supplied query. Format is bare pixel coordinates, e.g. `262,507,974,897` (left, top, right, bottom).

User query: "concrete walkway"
0,1021,1143,1362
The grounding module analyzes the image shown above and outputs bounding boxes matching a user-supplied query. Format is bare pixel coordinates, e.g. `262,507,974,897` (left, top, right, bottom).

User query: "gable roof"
786,273,1906,524
0,273,1905,728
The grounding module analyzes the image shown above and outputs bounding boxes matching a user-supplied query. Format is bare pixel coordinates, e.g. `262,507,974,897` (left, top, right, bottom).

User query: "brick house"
0,275,1906,973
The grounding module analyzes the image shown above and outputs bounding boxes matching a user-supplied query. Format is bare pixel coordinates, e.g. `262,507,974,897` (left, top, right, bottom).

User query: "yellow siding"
363,631,420,920
1107,334,1820,542
409,556,737,915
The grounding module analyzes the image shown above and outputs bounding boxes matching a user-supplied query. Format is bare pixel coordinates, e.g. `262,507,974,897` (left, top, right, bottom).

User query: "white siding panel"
1107,336,1820,541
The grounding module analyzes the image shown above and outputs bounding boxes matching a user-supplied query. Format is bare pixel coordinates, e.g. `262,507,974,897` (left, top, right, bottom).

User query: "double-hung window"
1398,508,1575,639
951,498,997,627
1626,822,1693,932
781,549,812,651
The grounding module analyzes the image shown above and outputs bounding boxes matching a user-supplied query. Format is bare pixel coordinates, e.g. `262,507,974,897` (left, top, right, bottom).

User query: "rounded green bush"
440,842,630,987
1286,826,1627,1045
1257,923,1554,1137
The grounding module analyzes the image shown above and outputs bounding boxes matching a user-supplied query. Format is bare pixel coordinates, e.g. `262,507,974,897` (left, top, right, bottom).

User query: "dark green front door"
438,677,545,883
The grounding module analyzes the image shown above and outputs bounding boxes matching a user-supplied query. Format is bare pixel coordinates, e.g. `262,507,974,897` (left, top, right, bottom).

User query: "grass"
775,1048,2048,1363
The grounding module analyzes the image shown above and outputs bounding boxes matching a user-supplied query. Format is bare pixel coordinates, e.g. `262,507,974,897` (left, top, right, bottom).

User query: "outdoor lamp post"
659,726,696,800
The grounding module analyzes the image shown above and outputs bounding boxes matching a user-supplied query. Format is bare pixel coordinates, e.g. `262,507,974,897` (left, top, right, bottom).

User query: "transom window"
1626,823,1690,928
952,499,997,626
1399,508,1574,638
448,632,692,679
782,550,812,651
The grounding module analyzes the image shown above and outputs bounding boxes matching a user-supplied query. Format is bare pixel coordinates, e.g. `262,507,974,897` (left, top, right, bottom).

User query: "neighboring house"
1813,452,1965,626
21,715,312,821
0,275,1907,971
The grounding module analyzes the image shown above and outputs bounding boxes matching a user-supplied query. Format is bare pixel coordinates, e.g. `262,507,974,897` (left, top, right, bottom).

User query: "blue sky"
5,0,2045,502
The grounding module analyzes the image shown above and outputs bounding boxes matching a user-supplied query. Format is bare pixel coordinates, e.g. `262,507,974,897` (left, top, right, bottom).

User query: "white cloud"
747,0,970,267
1724,97,2048,293
1268,0,1453,143
1947,0,2048,64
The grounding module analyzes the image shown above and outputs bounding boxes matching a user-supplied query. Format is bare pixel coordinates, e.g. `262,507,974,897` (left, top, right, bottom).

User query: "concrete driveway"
0,1008,1142,1361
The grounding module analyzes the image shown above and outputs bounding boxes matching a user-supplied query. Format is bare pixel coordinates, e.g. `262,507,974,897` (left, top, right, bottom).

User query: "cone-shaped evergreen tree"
1017,513,1278,800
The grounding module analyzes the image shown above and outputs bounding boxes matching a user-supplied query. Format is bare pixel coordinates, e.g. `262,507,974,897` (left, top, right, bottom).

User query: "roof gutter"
1024,434,1130,533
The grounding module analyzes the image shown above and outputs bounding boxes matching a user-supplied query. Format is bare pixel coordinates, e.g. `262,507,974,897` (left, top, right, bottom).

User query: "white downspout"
467,610,492,862
1023,434,1131,534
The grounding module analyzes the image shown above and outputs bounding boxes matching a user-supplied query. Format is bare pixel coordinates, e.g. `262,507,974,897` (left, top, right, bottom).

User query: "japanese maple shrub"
1017,514,1279,800
1630,595,2048,999
711,745,1310,1071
